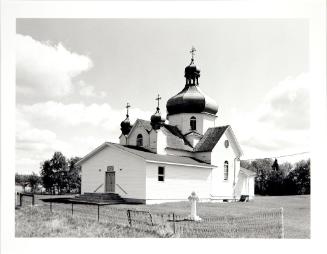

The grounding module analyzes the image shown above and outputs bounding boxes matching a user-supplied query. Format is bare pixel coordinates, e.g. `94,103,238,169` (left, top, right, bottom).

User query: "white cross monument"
187,191,202,221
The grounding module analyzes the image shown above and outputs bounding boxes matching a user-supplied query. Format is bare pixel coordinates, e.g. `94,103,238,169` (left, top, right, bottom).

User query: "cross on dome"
126,102,130,117
190,46,196,64
155,94,161,112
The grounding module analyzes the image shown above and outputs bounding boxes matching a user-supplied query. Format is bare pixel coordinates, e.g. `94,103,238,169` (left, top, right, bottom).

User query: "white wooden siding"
127,122,150,149
145,162,212,204
210,132,240,198
168,113,216,135
81,145,146,199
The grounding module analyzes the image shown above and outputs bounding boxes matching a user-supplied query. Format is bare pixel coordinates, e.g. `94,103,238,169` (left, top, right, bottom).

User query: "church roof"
194,125,229,152
76,142,215,168
162,124,193,149
110,143,213,167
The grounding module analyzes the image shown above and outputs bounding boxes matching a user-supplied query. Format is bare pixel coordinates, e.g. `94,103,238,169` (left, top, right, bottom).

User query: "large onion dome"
120,103,132,135
166,50,218,116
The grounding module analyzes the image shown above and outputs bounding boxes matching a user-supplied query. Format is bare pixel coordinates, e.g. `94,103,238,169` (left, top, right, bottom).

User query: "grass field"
15,195,310,238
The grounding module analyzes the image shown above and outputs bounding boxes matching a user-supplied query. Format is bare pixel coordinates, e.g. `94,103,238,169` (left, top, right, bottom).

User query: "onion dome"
151,95,165,130
120,103,132,135
166,47,218,116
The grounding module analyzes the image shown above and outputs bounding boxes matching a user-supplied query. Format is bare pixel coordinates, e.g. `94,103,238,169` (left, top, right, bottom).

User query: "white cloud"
231,73,310,159
17,101,152,130
16,34,93,99
16,101,153,173
78,80,107,98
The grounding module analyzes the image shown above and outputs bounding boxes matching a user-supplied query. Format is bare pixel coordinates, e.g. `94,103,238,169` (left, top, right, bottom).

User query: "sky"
16,19,310,174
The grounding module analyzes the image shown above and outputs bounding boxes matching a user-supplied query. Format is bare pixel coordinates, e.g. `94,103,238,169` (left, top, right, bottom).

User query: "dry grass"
15,195,310,238
15,206,173,237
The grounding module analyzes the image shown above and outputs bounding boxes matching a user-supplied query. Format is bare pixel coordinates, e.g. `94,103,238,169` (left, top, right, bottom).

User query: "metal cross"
155,94,161,109
190,46,196,60
126,102,130,116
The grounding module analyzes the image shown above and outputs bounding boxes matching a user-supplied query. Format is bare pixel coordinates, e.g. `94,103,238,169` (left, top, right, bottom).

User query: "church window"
190,116,196,130
224,161,229,180
136,134,143,147
158,166,165,182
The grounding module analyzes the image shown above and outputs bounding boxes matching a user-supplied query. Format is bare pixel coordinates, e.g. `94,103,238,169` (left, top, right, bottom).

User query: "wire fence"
15,193,284,238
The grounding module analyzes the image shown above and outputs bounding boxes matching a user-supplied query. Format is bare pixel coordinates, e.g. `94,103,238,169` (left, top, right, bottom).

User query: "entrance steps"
74,192,126,204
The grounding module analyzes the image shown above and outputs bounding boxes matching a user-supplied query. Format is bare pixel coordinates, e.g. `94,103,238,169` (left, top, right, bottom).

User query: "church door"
105,172,115,192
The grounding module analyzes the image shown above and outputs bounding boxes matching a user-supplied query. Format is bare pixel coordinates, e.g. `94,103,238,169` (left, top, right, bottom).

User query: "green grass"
15,195,310,238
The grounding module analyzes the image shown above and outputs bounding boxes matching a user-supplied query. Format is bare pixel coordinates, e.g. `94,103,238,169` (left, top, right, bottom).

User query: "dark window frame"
136,134,143,147
224,161,229,180
158,166,165,182
190,116,196,130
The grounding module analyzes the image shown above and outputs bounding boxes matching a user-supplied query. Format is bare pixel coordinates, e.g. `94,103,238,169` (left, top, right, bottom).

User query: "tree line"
241,158,310,195
15,152,81,194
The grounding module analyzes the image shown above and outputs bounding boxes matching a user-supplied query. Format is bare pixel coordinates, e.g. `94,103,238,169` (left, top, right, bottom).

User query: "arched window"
136,134,143,147
190,116,196,130
224,161,229,180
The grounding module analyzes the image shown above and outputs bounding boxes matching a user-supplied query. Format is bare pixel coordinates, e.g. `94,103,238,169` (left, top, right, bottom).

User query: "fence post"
148,212,154,226
50,202,52,213
32,194,35,206
19,193,22,207
173,213,176,234
71,203,74,216
127,210,132,227
281,207,284,239
98,205,100,222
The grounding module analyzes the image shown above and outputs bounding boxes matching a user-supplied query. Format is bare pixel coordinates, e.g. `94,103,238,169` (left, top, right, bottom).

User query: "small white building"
77,52,255,204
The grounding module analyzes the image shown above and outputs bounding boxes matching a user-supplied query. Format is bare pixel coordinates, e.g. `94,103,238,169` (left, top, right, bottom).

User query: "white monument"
187,191,202,221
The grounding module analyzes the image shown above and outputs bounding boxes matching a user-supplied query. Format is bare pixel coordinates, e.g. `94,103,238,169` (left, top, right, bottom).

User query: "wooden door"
105,172,115,192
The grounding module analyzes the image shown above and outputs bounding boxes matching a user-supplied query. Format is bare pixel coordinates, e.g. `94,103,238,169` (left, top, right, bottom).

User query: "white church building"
77,50,255,204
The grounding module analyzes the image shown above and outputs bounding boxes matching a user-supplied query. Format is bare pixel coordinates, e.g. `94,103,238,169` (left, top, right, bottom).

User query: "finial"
190,46,196,64
155,94,161,112
126,102,130,117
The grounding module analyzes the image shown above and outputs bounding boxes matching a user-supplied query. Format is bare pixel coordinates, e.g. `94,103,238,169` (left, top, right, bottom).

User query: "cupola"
166,47,218,116
151,94,165,130
120,103,132,135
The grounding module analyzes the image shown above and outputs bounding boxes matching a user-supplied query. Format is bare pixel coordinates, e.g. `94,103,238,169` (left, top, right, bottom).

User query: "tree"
285,159,310,195
279,162,293,178
40,159,55,193
67,157,81,193
15,173,29,192
40,152,68,194
272,159,279,171
50,152,68,194
28,172,41,192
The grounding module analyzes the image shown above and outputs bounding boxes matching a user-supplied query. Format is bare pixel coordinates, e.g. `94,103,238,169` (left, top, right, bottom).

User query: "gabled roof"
240,167,257,176
126,119,152,138
194,126,229,152
76,142,215,168
162,124,193,149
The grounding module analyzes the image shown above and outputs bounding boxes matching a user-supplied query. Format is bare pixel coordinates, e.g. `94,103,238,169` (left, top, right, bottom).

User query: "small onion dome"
184,63,200,81
120,116,132,135
151,108,165,130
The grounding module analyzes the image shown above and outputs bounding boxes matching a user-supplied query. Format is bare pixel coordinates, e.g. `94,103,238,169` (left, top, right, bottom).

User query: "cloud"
78,80,107,98
16,34,93,99
231,73,310,159
257,73,310,130
16,101,153,173
17,101,152,130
